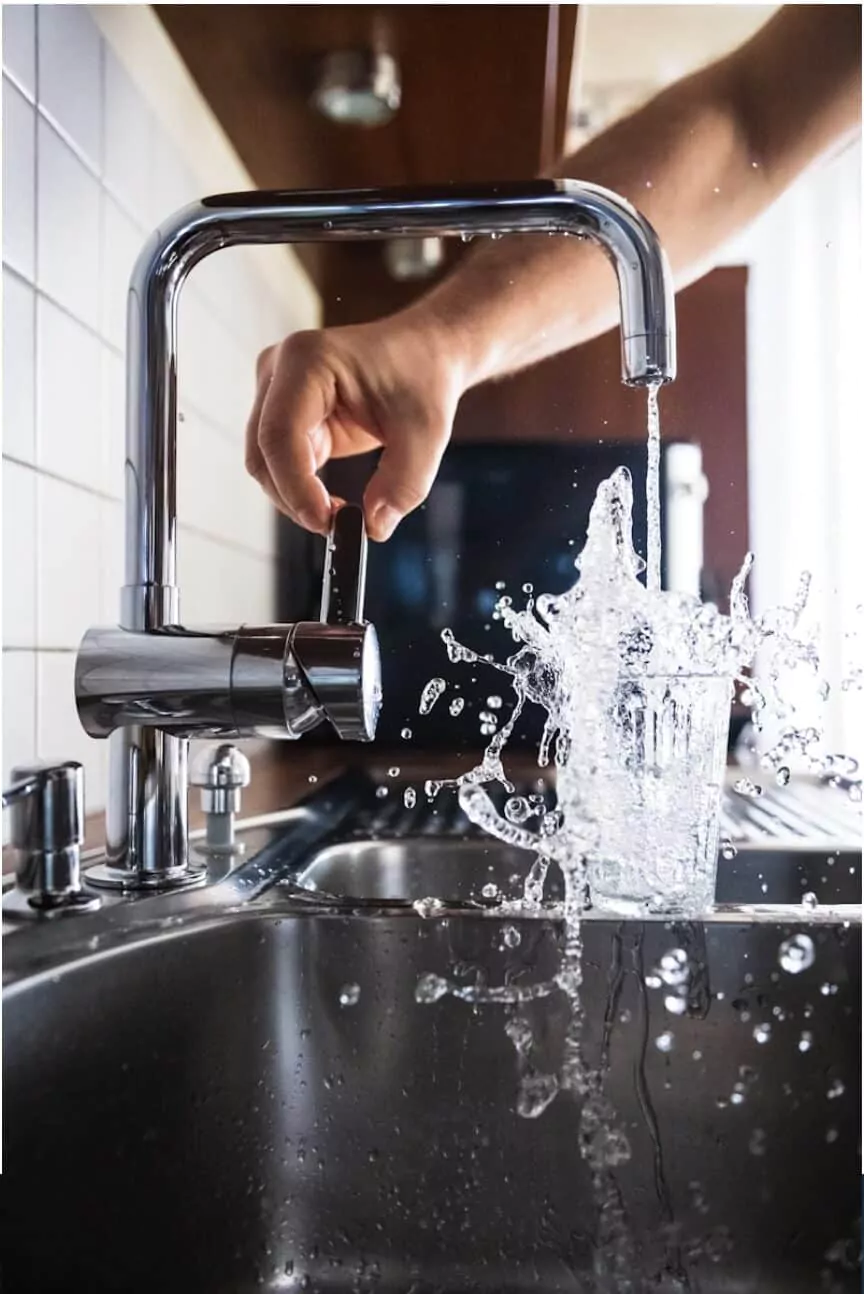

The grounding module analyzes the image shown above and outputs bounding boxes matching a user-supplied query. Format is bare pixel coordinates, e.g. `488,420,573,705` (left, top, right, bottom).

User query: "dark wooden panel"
156,4,577,297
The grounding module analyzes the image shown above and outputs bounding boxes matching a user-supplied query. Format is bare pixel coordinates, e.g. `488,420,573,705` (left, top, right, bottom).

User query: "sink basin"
4,870,860,1292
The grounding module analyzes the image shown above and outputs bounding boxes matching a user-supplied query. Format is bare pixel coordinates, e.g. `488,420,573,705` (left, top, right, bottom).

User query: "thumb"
363,419,449,542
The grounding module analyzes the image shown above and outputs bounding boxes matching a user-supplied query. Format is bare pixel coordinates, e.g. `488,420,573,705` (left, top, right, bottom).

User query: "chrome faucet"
74,180,676,890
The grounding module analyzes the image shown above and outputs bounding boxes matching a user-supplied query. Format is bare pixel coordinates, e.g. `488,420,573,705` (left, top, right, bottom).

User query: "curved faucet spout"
127,178,675,607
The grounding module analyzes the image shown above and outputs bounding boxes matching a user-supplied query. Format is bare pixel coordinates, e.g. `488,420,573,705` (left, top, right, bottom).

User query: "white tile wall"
2,3,36,100
3,459,37,648
2,6,319,821
2,76,36,279
37,4,103,171
2,651,36,788
2,267,36,464
36,115,101,329
36,294,103,488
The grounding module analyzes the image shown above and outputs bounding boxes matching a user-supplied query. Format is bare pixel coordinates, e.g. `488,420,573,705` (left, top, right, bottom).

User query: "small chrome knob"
190,743,251,853
2,761,100,916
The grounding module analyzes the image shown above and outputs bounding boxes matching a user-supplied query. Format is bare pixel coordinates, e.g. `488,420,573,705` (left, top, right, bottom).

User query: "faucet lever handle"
320,504,367,625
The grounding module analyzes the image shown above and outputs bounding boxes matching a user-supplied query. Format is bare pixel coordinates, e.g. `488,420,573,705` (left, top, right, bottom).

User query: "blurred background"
2,5,861,818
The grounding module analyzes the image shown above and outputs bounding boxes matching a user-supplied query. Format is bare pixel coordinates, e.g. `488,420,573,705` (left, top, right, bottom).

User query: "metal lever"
320,504,368,625
291,506,382,742
2,762,100,917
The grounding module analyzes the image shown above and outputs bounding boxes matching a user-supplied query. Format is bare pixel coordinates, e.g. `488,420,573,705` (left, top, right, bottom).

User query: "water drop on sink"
655,1031,675,1053
827,1078,845,1100
798,1031,813,1052
413,896,445,919
753,1023,771,1044
501,924,521,948
338,983,361,1008
802,891,819,909
415,973,449,1004
778,933,815,974
658,948,689,986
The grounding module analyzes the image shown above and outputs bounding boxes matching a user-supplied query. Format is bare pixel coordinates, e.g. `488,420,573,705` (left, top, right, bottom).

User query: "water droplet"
692,1049,703,1061
501,924,521,948
339,983,361,1008
419,677,446,715
449,696,465,717
721,839,738,860
307,774,318,784
413,896,445,919
522,583,533,594
798,1031,813,1052
778,933,815,974
749,1128,767,1156
826,1126,839,1143
415,973,449,1003
375,785,389,799
403,787,417,809
400,727,412,740
802,891,819,910
388,766,400,778
517,1072,559,1119
645,975,662,990
775,766,791,786
827,1078,845,1100
504,795,531,824
495,580,506,590
486,695,503,710
658,948,689,986
730,1090,745,1106
665,994,687,1015
734,778,763,798
820,982,838,997
481,882,501,901
424,779,441,799
655,1031,675,1053
753,1023,771,1044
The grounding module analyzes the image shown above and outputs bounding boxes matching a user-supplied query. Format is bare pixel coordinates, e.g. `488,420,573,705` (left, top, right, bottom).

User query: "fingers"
251,336,334,535
363,417,449,542
244,347,285,515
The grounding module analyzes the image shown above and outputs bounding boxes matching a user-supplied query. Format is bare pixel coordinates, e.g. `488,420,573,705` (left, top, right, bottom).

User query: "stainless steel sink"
4,826,860,1293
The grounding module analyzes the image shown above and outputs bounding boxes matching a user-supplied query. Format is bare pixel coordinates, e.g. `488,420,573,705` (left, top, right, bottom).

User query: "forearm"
403,5,861,388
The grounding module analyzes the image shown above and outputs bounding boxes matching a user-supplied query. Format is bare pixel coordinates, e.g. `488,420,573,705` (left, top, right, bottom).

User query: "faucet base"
2,886,102,920
85,860,207,893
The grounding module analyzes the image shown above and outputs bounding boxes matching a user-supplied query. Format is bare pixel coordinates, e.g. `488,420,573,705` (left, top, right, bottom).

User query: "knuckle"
388,481,428,513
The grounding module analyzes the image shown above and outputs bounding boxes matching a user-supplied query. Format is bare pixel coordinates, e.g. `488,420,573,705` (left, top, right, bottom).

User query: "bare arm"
413,3,862,384
247,4,861,538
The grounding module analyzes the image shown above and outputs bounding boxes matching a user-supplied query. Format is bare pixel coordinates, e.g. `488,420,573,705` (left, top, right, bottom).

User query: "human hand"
245,311,468,541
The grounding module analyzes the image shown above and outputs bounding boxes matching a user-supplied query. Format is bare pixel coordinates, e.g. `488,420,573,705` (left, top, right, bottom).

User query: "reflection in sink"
298,836,862,909
3,896,860,1292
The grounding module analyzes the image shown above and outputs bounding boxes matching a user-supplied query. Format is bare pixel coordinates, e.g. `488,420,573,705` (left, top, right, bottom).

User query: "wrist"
396,286,499,394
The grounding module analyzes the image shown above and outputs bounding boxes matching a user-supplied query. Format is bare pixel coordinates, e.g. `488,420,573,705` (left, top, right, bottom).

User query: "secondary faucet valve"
190,744,251,854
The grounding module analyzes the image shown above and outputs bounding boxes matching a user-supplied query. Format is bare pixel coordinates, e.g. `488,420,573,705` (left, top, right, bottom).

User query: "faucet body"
75,179,676,887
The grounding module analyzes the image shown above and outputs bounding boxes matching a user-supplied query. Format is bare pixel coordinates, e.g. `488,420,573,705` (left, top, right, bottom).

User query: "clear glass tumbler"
556,673,733,916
